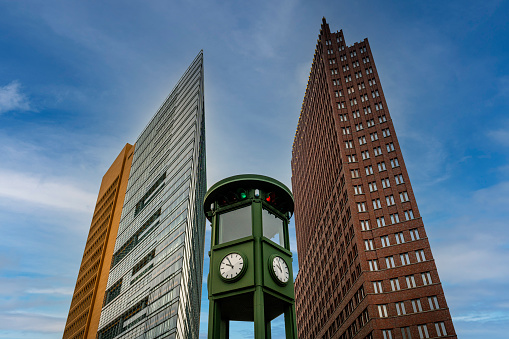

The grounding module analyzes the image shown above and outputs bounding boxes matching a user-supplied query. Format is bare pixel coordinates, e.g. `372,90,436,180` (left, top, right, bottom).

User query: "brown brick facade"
291,19,456,339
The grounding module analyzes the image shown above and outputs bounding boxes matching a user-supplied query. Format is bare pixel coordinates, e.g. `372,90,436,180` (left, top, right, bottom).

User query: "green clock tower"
204,174,298,339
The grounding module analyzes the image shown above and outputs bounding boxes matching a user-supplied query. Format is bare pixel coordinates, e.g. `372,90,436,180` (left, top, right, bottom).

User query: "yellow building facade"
63,144,134,339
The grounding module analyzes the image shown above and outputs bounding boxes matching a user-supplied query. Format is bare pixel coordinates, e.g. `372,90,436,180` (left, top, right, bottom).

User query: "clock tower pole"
204,174,298,339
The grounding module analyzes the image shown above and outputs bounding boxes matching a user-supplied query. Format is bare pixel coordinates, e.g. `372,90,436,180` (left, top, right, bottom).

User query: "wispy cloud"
26,288,74,296
0,170,96,212
0,312,65,333
454,311,509,323
0,81,31,114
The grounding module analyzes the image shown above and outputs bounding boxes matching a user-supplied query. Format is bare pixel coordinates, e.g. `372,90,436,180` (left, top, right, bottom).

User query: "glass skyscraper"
94,52,206,339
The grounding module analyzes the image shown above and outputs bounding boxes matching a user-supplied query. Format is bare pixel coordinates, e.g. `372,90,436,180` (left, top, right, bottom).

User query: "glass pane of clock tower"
218,205,252,244
262,208,285,247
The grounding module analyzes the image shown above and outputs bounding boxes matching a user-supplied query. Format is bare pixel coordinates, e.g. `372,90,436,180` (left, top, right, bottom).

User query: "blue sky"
0,0,508,338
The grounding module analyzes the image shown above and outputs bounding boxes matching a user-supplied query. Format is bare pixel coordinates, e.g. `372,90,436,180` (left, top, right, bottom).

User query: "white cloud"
454,311,509,323
26,288,74,296
0,312,65,333
0,81,31,114
0,170,96,212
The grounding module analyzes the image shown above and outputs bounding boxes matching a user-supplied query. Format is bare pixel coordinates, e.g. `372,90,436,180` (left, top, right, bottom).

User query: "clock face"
271,256,289,284
219,252,245,281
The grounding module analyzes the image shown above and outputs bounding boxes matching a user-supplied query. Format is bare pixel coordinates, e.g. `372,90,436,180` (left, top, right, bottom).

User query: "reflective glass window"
218,206,252,244
262,208,285,247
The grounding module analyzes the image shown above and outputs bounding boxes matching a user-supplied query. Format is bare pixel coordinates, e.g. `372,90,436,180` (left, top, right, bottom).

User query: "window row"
371,322,448,339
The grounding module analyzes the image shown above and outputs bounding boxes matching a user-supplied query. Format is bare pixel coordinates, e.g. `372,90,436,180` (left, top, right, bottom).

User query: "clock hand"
226,257,234,267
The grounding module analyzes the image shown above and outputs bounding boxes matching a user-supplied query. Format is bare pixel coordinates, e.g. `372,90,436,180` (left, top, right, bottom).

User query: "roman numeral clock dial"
219,252,246,282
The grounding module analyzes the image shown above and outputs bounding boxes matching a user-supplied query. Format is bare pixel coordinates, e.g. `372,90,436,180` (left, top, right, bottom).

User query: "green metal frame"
204,174,298,339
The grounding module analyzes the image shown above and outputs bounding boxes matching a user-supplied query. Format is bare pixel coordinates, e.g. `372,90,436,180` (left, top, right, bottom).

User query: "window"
356,123,363,131
351,169,360,178
422,272,433,285
368,260,379,271
337,36,342,42
358,82,366,90
390,158,400,168
340,114,348,121
373,199,381,209
370,132,378,141
382,329,393,339
428,296,439,310
371,147,381,157
400,253,410,265
361,93,369,102
381,235,390,247
379,115,387,123
345,140,353,149
367,119,375,127
395,174,404,184
353,110,361,118
365,166,374,175
366,67,373,75
360,46,367,53
361,149,369,160
385,256,395,268
351,98,358,106
378,304,388,318
378,162,387,172
218,206,252,244
410,228,420,241
390,213,400,224
417,324,429,339
345,75,352,83
343,65,350,72
401,327,412,339
372,90,380,98
361,220,370,230
375,102,384,111
435,322,447,337
382,128,391,137
386,142,395,152
333,79,339,86
358,202,367,212
376,217,386,227
390,278,400,291
415,249,426,262
347,154,357,163
355,70,362,79
331,69,338,75
369,181,377,192
365,239,374,250
382,178,391,188
350,51,357,57
373,281,383,293
400,191,409,202
364,106,372,114
363,57,370,64
404,210,415,220
354,185,363,194
342,127,351,135
395,301,406,315
406,275,417,288
262,208,285,246
386,195,395,206
359,136,367,145
339,102,346,109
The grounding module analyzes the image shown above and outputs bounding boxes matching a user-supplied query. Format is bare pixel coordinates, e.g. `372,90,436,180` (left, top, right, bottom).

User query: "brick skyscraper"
291,19,456,339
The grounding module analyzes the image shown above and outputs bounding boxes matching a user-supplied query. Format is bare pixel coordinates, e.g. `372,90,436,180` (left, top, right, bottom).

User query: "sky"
0,0,508,338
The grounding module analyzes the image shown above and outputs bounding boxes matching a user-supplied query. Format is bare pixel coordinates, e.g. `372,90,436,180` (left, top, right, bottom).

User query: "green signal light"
240,192,247,199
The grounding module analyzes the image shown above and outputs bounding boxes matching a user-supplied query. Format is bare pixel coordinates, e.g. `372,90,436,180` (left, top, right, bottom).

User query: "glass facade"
96,52,206,339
